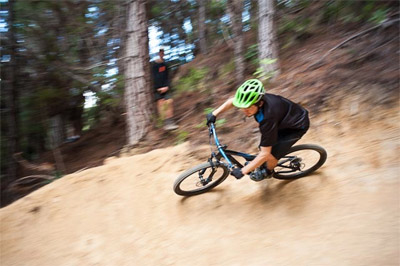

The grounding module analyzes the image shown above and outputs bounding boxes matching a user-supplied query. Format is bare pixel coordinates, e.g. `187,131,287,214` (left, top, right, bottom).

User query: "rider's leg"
265,153,278,171
270,128,309,170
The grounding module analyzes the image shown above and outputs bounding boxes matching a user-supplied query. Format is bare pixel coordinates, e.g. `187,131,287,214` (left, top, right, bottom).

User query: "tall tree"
124,0,152,146
227,0,245,85
148,0,195,63
4,0,19,183
258,0,280,79
198,0,207,54
12,0,125,147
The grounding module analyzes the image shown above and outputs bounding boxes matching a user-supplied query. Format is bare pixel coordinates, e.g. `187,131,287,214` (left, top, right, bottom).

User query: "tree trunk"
198,0,207,54
48,115,65,148
258,0,280,79
124,0,152,146
5,0,18,182
250,0,259,30
227,0,245,86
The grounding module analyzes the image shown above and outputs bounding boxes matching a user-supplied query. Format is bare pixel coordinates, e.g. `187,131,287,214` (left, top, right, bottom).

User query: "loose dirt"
1,101,399,265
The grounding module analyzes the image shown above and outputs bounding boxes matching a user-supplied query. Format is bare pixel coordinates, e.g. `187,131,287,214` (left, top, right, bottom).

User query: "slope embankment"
1,102,399,265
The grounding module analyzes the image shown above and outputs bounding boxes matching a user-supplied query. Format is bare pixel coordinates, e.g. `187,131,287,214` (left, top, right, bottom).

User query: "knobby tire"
173,162,229,196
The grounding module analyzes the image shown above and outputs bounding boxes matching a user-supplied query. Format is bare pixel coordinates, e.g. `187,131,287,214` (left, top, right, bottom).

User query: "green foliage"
321,1,349,23
321,0,391,25
97,91,120,108
150,5,163,18
148,0,196,63
244,44,259,66
195,122,204,129
203,108,214,115
9,0,126,160
82,105,100,132
18,94,47,159
53,171,64,180
83,73,124,131
195,108,227,128
215,118,227,127
253,59,278,82
368,8,389,25
95,73,124,107
279,16,312,36
174,130,189,145
208,0,225,18
37,87,63,103
219,59,236,78
277,0,311,9
174,67,209,94
276,0,395,52
278,9,314,49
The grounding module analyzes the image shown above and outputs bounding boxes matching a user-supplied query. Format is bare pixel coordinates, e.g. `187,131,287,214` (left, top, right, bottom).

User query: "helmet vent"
249,94,256,104
242,93,250,104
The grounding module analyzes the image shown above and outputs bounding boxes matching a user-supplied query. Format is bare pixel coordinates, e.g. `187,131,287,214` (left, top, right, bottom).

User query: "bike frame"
209,123,299,174
209,123,255,169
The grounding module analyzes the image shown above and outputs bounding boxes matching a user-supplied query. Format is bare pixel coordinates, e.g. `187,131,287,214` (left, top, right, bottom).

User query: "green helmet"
233,79,265,108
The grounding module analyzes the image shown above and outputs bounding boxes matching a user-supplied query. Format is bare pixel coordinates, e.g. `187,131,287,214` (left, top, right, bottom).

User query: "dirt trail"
1,105,399,265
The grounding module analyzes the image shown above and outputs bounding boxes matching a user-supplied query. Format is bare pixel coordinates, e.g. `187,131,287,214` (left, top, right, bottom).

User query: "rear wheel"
273,144,327,180
173,162,229,196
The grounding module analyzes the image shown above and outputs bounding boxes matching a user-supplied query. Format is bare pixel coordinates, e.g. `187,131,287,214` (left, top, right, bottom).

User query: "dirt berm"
1,101,399,265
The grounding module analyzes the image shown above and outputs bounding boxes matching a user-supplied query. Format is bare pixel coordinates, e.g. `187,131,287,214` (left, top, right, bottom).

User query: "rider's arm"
241,146,273,174
212,98,234,116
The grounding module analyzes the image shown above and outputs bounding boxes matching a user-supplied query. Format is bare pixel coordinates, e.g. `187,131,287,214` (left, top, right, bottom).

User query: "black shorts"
270,126,309,159
155,91,172,101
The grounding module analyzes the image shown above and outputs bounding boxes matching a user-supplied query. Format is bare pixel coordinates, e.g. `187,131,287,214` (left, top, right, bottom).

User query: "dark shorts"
270,126,309,159
155,91,172,101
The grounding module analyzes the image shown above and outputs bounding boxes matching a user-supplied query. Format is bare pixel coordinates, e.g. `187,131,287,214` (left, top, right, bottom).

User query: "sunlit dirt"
1,108,398,265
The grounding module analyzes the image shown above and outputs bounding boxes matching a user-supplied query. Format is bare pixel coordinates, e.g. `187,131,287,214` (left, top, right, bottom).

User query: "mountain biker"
206,79,309,180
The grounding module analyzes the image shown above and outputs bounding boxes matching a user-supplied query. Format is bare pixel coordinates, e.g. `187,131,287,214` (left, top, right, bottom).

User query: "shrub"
174,67,209,94
175,130,189,145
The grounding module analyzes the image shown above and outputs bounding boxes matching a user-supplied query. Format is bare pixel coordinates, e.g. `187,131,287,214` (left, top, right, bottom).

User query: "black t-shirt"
152,61,169,90
255,94,309,147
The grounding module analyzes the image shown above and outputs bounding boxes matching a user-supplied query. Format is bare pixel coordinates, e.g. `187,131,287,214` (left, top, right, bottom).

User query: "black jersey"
254,94,309,147
152,60,169,90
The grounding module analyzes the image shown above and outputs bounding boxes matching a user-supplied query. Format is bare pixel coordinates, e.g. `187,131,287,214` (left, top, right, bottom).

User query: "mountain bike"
173,123,327,196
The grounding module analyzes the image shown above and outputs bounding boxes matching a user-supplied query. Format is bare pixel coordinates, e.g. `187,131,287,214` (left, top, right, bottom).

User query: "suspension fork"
197,157,218,185
209,124,234,169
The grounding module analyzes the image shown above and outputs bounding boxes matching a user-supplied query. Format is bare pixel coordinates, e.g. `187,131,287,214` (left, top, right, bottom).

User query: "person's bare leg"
157,99,166,120
265,153,278,171
162,99,178,130
164,99,174,119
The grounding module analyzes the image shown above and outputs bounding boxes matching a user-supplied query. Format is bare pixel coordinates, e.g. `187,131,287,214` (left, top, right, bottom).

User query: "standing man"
152,48,179,131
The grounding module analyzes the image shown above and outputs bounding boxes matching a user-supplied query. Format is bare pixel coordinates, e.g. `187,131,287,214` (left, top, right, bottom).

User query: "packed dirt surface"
1,102,399,265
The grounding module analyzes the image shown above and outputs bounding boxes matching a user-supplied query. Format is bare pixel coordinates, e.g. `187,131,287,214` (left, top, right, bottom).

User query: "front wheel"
273,144,327,180
173,162,229,196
